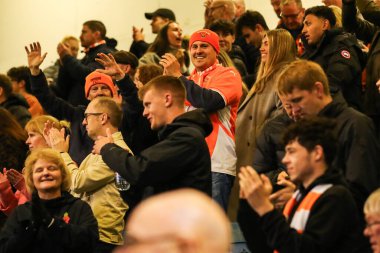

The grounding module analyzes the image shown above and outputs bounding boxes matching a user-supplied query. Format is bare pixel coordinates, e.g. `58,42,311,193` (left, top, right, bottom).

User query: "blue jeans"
212,172,235,212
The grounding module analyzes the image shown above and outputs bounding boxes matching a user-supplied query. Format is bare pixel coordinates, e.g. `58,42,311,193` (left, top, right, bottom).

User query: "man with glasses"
45,96,130,253
26,42,135,165
278,0,305,55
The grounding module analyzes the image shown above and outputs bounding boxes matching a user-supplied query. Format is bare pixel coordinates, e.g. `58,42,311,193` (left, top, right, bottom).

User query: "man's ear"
164,92,173,107
322,18,330,30
312,145,324,162
100,113,109,125
313,81,325,98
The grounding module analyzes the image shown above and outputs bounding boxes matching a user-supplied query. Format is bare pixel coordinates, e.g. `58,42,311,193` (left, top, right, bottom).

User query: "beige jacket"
61,132,131,245
235,75,282,171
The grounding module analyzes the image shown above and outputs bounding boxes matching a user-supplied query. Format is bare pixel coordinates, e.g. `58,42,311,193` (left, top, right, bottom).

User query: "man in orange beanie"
159,29,242,211
26,42,121,164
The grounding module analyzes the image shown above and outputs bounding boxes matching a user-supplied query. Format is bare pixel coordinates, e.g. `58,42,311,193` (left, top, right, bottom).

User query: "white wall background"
0,0,319,73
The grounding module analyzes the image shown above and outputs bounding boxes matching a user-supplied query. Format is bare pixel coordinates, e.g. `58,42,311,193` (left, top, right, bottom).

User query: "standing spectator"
7,66,44,117
302,5,365,110
130,8,176,59
209,19,248,77
235,10,269,85
0,148,99,253
0,74,30,127
278,0,305,55
56,20,113,106
160,29,242,211
92,76,212,197
46,97,129,253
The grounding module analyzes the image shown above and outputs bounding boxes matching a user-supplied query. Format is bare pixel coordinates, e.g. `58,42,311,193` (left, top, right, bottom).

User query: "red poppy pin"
63,212,70,224
340,50,351,59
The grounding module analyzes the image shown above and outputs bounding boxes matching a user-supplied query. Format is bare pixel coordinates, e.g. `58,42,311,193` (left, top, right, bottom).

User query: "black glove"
31,192,54,228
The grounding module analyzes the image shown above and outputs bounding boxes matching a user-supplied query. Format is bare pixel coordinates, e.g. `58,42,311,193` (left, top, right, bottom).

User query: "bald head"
125,189,231,253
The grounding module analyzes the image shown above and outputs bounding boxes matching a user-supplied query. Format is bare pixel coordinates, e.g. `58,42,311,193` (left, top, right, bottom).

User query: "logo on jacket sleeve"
340,50,351,59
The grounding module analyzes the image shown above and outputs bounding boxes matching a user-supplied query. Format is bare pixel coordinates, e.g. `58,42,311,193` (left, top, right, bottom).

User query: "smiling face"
167,22,183,48
282,140,315,185
190,41,218,71
215,31,235,52
365,213,380,253
87,83,112,100
32,159,62,199
26,131,48,151
302,14,328,46
260,35,269,64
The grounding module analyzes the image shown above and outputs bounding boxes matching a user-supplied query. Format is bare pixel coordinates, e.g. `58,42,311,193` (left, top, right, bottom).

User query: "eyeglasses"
84,112,104,121
280,11,301,20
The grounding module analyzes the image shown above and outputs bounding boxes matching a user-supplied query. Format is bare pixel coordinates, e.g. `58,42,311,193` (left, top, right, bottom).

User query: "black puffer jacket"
0,94,31,127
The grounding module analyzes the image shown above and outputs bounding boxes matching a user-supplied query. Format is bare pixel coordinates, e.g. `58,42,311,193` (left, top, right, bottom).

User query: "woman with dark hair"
0,148,98,253
0,108,28,228
139,21,189,74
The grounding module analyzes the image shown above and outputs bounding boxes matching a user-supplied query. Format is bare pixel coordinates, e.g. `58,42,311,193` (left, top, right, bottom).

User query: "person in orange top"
160,28,242,211
7,66,44,117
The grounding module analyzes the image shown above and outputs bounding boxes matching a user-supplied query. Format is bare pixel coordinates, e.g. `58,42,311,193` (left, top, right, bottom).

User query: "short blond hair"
25,115,70,136
364,188,380,215
24,148,71,194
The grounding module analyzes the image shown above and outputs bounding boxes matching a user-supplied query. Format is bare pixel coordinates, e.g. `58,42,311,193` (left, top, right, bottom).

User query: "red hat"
189,29,220,54
84,71,116,98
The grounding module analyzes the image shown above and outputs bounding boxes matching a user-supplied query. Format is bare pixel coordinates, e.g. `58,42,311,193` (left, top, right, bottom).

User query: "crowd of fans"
1,0,380,252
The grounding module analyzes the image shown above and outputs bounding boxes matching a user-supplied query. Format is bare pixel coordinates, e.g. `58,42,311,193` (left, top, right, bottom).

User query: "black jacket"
228,44,248,78
302,29,365,110
0,192,98,253
100,109,213,196
0,94,31,128
57,44,113,106
260,171,370,253
30,72,92,164
343,0,380,131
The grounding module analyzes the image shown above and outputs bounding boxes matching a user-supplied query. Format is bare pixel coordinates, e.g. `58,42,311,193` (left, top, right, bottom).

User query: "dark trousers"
93,240,117,253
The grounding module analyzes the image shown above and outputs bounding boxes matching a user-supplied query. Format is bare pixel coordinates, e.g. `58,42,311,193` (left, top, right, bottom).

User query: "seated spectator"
209,19,248,77
92,76,212,198
130,8,176,59
7,66,44,117
139,21,188,74
239,117,370,252
0,74,30,127
46,97,129,253
0,148,99,253
118,189,231,253
364,188,380,253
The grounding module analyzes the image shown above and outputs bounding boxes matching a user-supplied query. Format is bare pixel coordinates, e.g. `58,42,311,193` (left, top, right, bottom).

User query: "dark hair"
138,75,186,106
0,74,13,98
147,21,178,56
7,66,31,93
283,116,337,166
137,64,163,85
83,20,107,39
305,6,336,27
236,10,269,36
209,19,236,36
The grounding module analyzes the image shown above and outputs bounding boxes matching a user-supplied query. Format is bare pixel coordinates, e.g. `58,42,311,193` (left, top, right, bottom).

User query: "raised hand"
95,53,125,81
57,42,71,59
132,26,145,42
159,53,182,78
4,168,24,188
44,124,69,153
25,42,47,76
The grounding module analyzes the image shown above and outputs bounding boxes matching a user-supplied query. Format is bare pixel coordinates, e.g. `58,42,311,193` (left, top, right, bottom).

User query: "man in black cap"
130,8,176,58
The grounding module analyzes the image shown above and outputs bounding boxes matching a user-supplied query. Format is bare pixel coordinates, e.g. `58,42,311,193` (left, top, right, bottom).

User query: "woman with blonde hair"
25,115,69,151
364,189,380,252
235,28,297,175
0,148,98,253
